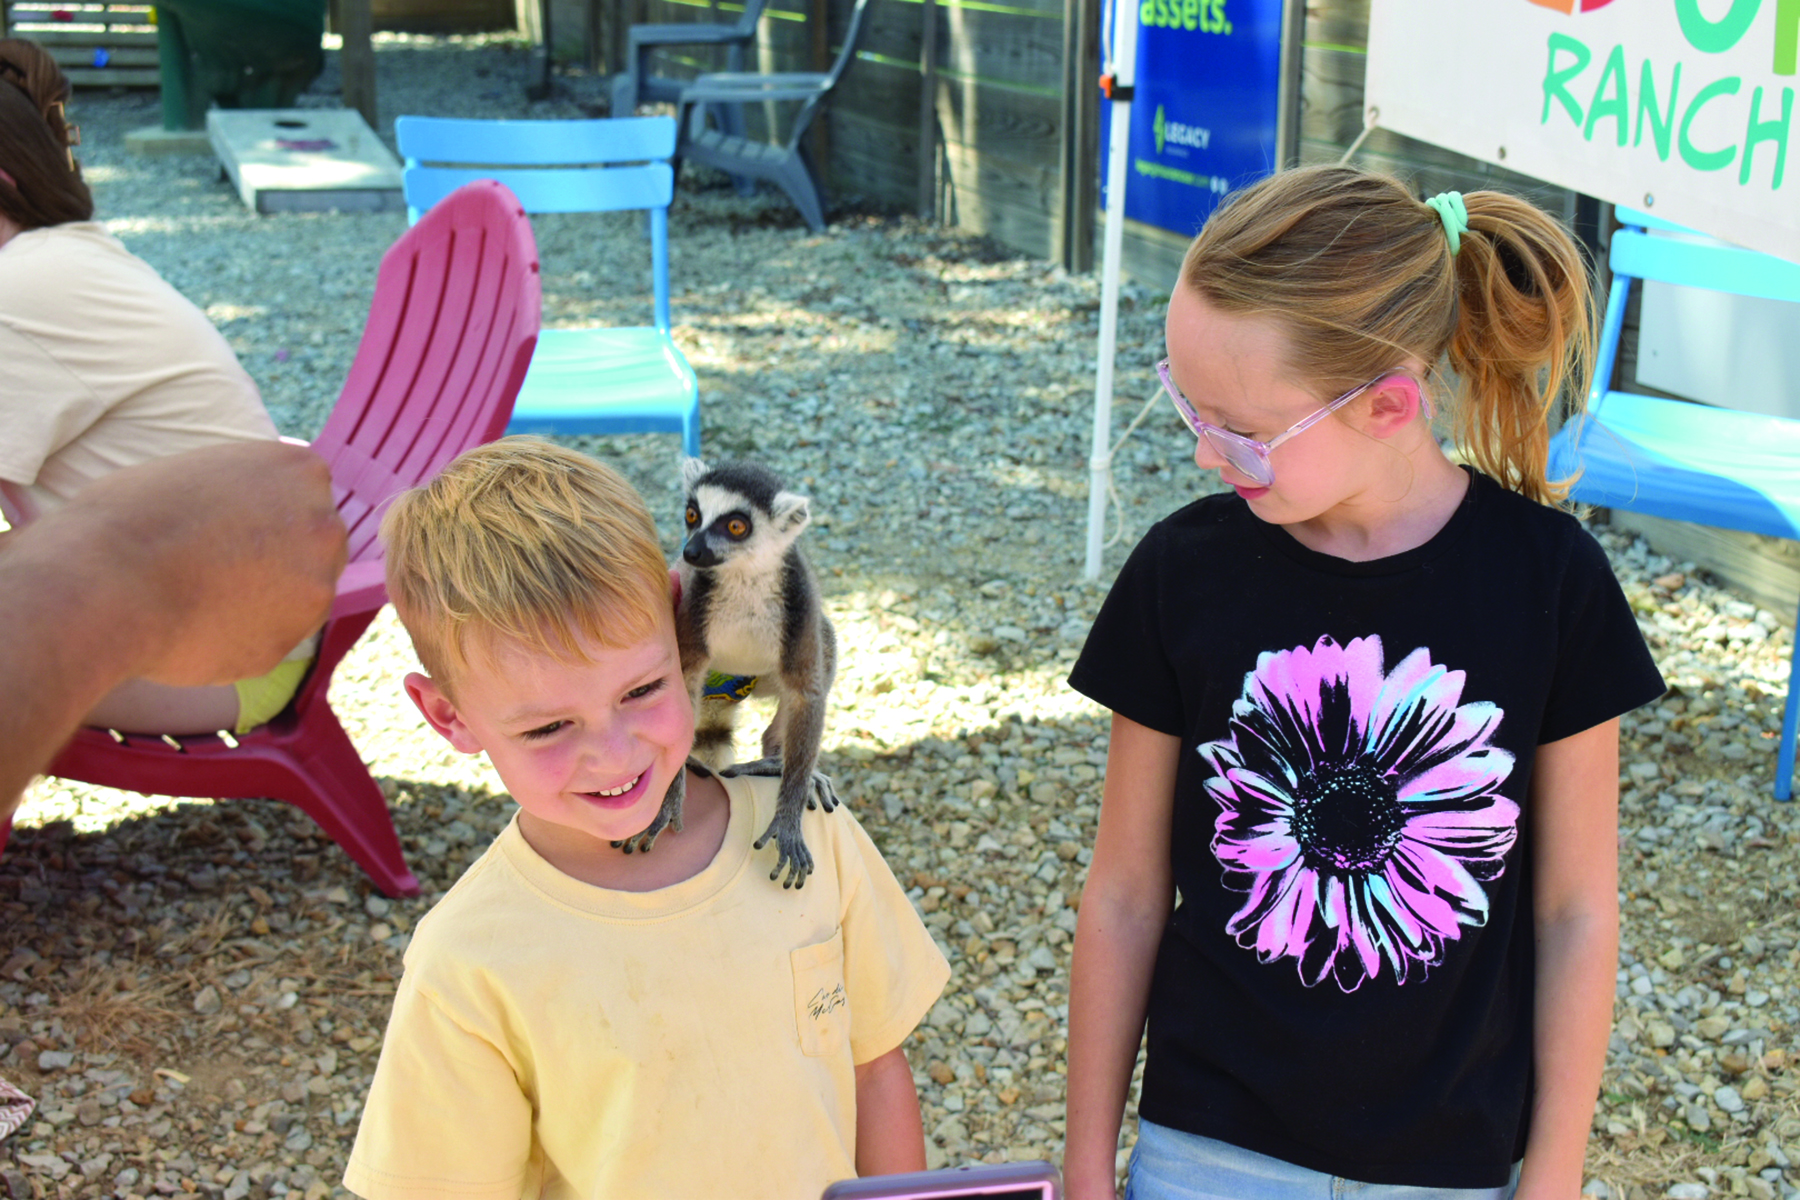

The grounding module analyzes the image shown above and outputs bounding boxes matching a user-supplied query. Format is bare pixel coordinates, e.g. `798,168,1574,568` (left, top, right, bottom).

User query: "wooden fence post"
916,0,937,219
1057,0,1098,271
340,0,378,131
1273,0,1303,170
526,0,553,99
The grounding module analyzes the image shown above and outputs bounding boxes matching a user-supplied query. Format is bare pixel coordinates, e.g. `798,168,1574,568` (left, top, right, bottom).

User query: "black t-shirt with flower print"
1068,469,1664,1189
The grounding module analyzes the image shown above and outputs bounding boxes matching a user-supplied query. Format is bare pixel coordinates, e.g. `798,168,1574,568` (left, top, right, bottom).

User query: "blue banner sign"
1102,0,1285,237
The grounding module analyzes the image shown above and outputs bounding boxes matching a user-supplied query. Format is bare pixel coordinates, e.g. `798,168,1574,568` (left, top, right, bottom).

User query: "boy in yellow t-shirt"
343,438,950,1200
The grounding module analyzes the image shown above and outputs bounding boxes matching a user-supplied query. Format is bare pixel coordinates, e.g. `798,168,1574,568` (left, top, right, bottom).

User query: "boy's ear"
1362,375,1427,438
404,672,484,755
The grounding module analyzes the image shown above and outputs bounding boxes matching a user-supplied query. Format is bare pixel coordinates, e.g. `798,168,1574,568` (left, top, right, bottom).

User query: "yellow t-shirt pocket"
790,928,849,1058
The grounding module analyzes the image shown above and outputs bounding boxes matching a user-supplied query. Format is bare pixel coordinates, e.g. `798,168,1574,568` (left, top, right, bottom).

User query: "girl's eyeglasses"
1155,359,1411,488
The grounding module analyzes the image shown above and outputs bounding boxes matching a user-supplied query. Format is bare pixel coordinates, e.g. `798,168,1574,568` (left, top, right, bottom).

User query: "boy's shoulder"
399,822,542,972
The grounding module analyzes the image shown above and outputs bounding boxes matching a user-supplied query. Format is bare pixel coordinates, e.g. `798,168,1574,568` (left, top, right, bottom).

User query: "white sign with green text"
1367,0,1800,263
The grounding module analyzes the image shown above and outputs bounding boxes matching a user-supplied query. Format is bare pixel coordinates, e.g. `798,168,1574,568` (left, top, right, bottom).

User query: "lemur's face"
682,487,755,569
681,481,807,570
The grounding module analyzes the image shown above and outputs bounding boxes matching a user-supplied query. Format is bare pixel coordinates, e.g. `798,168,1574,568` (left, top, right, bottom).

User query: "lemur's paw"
719,759,839,814
807,771,840,813
719,755,780,779
753,816,814,889
614,786,685,854
612,825,660,855
613,812,667,855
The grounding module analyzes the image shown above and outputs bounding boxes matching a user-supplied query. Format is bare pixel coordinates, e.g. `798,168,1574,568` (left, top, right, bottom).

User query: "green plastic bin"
154,0,328,131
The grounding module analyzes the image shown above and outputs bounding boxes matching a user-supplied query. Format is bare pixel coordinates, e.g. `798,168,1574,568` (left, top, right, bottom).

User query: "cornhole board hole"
208,108,405,214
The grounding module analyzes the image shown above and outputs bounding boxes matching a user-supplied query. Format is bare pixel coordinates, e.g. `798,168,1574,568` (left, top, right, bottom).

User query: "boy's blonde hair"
380,437,670,690
1181,164,1597,506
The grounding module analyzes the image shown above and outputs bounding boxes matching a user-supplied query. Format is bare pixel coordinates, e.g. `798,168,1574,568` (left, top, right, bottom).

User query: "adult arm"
1516,718,1621,1200
854,1045,926,1177
0,441,345,809
1064,714,1180,1200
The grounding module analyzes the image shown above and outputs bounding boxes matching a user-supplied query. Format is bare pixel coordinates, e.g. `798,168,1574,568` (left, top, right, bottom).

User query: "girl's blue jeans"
1123,1119,1522,1200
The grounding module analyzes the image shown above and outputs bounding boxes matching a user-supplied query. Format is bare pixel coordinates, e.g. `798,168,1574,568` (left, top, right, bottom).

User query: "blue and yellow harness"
703,670,760,703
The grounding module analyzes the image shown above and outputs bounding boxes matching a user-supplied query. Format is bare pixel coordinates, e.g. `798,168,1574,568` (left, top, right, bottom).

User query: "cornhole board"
208,108,405,214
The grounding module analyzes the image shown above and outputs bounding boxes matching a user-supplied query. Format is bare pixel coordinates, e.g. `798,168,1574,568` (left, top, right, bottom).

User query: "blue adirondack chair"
396,115,701,456
1547,207,1800,800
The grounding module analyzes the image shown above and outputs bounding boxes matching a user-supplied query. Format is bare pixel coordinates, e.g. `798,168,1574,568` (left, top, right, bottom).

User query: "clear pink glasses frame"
1155,359,1405,488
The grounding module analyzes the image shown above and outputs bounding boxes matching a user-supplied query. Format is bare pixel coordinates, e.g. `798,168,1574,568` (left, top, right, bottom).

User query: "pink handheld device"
821,1161,1062,1200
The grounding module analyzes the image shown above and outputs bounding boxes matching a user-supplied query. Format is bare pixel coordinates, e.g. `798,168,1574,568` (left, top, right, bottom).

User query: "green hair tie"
1425,191,1469,256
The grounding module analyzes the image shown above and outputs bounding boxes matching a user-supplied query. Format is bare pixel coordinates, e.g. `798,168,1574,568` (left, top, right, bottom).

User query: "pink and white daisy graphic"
1200,634,1518,992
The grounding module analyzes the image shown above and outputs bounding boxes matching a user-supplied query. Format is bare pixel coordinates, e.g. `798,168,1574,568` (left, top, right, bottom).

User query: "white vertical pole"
1082,0,1138,580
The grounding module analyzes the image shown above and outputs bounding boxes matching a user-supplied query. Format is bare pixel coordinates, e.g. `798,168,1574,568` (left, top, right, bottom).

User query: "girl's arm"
1065,713,1180,1200
854,1046,927,1177
1517,718,1622,1200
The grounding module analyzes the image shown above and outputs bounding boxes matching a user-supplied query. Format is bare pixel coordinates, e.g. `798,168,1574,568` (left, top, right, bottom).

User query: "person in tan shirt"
0,38,311,736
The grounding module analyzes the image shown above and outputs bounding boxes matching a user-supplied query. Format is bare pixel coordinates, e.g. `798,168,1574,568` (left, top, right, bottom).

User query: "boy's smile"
405,613,696,854
577,768,651,811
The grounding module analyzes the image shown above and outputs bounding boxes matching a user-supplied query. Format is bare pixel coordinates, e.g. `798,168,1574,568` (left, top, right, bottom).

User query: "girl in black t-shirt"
1065,167,1663,1200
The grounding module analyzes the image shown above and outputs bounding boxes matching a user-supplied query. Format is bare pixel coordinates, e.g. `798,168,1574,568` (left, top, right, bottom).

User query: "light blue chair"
1548,207,1800,799
396,115,701,456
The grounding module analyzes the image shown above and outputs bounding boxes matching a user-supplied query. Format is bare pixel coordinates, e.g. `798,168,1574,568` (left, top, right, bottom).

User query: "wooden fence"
593,0,1594,287
598,0,1098,267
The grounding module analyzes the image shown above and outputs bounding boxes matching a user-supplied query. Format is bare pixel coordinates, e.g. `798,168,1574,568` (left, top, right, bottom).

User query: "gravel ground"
3,34,1798,1200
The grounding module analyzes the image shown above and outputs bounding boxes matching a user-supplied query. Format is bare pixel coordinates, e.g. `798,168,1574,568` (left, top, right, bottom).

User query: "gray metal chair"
610,0,769,119
673,0,875,232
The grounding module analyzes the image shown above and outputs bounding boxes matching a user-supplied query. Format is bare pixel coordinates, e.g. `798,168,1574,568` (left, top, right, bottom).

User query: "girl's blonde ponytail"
1446,192,1596,505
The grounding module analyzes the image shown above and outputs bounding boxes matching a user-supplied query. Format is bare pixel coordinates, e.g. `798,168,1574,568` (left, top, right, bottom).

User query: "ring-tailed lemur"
655,457,840,887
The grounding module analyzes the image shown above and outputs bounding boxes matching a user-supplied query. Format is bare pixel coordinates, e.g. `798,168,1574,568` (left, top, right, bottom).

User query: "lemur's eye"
685,505,699,528
727,517,749,538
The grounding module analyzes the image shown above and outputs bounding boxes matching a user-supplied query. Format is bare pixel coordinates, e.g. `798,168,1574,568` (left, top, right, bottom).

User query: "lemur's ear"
680,456,709,490
770,490,810,533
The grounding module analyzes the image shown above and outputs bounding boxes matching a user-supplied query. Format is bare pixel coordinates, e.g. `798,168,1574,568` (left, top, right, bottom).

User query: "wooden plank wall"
593,0,1600,282
1299,0,1576,219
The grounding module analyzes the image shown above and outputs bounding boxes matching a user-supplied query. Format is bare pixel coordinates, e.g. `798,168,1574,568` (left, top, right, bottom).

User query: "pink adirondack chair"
3,180,542,898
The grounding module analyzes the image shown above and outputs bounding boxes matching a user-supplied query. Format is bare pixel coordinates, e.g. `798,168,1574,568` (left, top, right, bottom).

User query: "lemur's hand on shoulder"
719,757,840,813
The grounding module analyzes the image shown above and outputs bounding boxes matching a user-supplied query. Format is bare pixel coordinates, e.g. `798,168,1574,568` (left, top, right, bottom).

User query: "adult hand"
43,440,347,686
0,442,347,806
